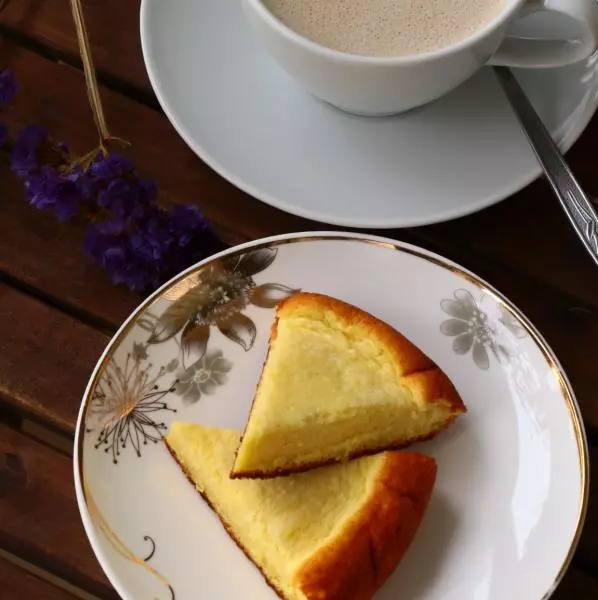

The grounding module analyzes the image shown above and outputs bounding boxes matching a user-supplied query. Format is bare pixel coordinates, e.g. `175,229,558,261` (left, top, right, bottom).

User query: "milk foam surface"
263,0,509,57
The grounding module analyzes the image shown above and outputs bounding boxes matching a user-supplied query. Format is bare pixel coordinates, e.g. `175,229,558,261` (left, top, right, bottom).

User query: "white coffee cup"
242,0,598,115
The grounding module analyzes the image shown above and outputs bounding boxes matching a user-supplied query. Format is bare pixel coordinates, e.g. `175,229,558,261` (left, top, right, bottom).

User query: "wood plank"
0,557,77,600
0,282,108,432
0,424,118,599
0,38,312,238
0,161,140,329
0,41,315,327
552,567,598,600
411,170,598,317
0,0,150,91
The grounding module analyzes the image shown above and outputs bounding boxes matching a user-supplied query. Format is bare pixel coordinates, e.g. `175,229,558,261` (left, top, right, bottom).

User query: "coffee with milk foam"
263,0,509,57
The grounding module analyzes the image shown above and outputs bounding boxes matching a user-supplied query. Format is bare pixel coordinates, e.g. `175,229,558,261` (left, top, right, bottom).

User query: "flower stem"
70,0,111,145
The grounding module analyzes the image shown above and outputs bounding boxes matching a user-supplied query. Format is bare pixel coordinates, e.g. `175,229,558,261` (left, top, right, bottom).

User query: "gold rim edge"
75,233,589,600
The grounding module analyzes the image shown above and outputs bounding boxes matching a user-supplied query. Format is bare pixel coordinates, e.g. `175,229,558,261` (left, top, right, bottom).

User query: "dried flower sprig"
0,68,224,292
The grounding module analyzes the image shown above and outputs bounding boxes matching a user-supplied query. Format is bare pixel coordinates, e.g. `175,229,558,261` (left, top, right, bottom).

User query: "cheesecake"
165,422,437,600
232,292,465,478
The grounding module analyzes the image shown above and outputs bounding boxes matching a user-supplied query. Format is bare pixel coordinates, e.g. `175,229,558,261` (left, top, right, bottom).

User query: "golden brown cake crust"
277,292,436,378
166,438,436,600
295,452,437,600
231,292,465,479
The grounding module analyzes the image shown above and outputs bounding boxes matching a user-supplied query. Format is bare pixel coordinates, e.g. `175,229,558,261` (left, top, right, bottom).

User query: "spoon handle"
494,66,598,267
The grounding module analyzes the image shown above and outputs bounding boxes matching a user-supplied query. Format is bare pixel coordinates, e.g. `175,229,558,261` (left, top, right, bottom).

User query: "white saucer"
141,0,598,228
75,233,587,600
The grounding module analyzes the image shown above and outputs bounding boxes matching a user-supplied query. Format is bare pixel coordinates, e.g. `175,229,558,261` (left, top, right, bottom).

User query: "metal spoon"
493,66,598,267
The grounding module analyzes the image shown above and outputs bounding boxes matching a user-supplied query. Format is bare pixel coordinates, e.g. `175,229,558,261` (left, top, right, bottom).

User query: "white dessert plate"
140,0,598,228
74,232,587,600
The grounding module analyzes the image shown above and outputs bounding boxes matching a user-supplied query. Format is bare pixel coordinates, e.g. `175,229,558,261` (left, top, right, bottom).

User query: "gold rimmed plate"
74,232,587,600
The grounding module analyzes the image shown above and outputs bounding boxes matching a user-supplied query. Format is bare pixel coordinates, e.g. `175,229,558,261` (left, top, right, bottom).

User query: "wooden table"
0,2,597,598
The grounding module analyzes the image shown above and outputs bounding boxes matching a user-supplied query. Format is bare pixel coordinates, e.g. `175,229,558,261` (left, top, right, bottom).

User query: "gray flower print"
174,350,233,403
440,289,511,370
132,342,149,362
498,306,527,339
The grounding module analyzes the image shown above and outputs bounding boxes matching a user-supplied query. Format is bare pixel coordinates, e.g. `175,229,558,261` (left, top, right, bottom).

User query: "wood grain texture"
0,283,108,432
0,40,315,327
551,567,598,599
0,162,139,330
0,38,313,239
0,0,150,91
411,171,598,315
0,424,118,598
0,558,77,599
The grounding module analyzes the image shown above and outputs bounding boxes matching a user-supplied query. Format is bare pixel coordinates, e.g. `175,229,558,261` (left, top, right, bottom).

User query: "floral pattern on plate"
80,246,298,600
86,354,178,464
84,246,296,462
147,247,298,362
76,235,586,600
174,350,233,404
440,289,527,370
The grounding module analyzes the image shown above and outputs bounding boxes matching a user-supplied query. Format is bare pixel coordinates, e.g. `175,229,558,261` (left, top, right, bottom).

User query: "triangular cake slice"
166,422,437,600
232,292,465,478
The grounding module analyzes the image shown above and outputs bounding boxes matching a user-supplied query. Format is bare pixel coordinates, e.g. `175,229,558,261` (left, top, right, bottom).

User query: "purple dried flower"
129,206,172,263
165,204,223,273
84,201,222,292
168,204,213,246
97,175,157,219
0,123,7,149
11,125,50,176
84,219,139,287
25,165,87,221
0,70,17,106
84,200,158,291
9,121,221,290
90,154,136,182
84,214,166,292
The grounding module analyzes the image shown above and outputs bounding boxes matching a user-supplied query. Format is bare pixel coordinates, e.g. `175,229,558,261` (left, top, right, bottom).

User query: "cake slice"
232,292,465,478
166,422,437,600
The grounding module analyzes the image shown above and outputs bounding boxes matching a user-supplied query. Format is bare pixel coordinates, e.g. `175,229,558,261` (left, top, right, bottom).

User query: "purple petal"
11,125,49,176
90,154,135,182
25,166,84,221
0,70,18,106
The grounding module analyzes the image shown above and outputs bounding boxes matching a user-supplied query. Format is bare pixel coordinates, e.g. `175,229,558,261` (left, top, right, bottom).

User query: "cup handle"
489,0,598,68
